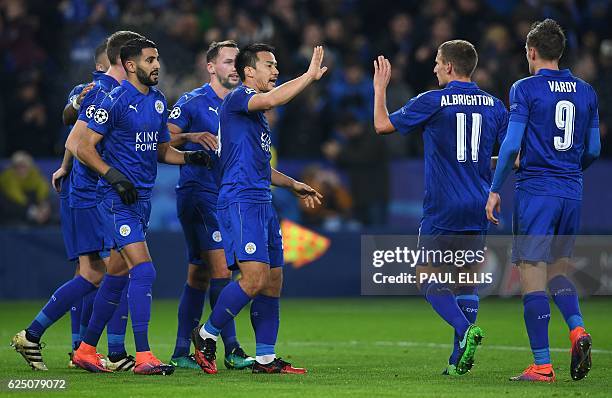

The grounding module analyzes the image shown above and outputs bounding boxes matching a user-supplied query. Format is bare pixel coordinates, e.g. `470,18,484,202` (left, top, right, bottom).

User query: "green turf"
1,298,611,397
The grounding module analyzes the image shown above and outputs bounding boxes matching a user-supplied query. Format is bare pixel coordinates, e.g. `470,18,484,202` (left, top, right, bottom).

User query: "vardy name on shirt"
440,94,495,107
548,81,577,93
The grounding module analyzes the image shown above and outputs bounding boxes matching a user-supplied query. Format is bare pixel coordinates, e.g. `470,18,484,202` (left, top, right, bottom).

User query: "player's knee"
240,273,268,296
188,266,210,290
80,267,105,287
210,265,230,279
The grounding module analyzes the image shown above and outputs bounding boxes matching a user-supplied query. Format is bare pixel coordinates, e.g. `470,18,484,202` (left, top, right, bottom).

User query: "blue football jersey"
88,80,170,200
217,85,273,208
389,81,508,231
69,72,120,208
60,82,89,200
510,69,599,200
169,83,222,193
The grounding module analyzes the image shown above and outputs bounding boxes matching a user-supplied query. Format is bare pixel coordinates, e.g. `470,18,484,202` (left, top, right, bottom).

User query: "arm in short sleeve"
168,98,191,131
159,98,170,143
87,94,118,137
508,81,529,124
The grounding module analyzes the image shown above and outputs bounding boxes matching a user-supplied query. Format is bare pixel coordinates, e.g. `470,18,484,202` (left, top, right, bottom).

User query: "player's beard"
136,66,158,86
219,74,239,90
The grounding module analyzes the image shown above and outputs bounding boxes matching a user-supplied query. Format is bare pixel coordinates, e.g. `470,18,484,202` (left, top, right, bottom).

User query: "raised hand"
306,46,328,81
373,55,392,92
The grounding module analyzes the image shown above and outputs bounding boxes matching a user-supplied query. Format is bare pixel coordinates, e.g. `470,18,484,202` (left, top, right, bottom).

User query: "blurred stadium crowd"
0,0,610,227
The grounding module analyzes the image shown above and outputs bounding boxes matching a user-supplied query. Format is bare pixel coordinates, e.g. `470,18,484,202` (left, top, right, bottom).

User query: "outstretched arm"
157,142,212,167
271,168,323,209
168,123,218,151
248,46,327,112
373,56,395,135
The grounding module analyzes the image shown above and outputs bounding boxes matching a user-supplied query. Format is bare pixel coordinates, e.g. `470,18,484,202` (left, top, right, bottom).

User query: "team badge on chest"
155,100,164,114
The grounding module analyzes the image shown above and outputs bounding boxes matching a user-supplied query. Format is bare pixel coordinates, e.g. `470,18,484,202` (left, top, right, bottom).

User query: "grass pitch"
1,298,611,397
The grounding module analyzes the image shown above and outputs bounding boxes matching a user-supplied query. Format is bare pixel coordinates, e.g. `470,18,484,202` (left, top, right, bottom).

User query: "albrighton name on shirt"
135,131,160,151
440,94,495,107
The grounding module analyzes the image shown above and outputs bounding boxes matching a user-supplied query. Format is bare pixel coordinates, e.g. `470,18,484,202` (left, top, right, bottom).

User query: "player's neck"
243,80,259,93
209,79,231,99
128,77,150,95
448,76,471,84
106,65,125,84
533,60,559,75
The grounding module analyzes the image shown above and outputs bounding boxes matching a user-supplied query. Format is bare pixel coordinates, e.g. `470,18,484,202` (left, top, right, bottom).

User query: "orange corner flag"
281,219,330,268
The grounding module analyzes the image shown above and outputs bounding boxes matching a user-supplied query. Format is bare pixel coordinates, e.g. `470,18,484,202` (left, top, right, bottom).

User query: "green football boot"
169,354,201,370
456,325,484,375
442,363,461,376
224,347,255,370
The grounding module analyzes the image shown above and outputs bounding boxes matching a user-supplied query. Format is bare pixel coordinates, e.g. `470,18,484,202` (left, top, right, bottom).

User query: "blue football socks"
173,283,206,358
548,275,584,331
450,286,479,364
523,291,551,365
422,282,470,338
106,280,129,357
204,281,251,337
26,276,97,342
82,274,128,348
251,295,280,359
210,278,240,355
129,262,156,352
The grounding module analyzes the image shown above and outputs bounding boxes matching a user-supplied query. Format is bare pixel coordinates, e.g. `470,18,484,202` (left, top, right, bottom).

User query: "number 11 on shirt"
456,112,482,162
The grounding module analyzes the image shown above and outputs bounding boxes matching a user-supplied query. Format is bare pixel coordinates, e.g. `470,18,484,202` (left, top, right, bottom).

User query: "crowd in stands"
0,0,610,227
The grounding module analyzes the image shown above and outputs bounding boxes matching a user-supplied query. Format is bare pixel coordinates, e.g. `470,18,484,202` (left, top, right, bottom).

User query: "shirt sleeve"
388,92,438,135
77,87,99,123
87,94,118,136
589,87,600,129
508,81,529,124
496,101,509,145
159,97,170,143
168,97,191,131
228,87,257,114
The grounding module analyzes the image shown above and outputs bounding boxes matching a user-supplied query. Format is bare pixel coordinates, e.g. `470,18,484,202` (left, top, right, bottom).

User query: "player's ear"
527,47,536,61
124,59,137,74
207,62,215,76
245,65,255,79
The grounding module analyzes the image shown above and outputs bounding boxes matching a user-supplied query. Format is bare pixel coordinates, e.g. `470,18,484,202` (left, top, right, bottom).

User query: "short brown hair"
526,19,566,61
206,40,239,63
438,40,478,78
107,31,144,65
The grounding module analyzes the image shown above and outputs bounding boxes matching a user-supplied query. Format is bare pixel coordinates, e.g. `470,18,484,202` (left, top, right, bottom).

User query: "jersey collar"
202,83,223,103
91,70,106,82
122,79,152,96
96,73,120,88
446,80,478,89
536,68,572,77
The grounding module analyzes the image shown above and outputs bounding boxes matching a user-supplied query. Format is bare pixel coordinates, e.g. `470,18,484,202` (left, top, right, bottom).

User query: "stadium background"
1,2,611,396
0,0,611,298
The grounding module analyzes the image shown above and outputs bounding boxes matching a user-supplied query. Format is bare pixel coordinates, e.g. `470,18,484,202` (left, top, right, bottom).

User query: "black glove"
103,167,138,205
184,150,212,169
